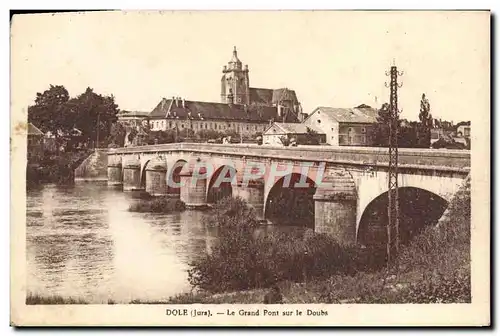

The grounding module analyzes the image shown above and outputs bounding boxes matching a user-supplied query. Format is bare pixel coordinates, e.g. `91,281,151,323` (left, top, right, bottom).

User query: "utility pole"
384,62,403,264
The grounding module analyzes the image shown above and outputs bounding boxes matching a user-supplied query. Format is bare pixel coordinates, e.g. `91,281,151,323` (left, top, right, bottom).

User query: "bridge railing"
108,143,471,173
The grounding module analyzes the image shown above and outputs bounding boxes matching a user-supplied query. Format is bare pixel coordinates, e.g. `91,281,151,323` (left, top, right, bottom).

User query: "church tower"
221,46,250,105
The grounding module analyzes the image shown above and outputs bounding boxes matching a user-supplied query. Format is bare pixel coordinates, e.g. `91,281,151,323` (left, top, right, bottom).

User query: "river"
26,183,220,304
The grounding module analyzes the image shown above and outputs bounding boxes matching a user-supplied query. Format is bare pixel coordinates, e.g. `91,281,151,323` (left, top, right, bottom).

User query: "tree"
305,127,320,145
418,93,433,148
108,122,126,147
27,85,120,150
147,130,176,145
28,85,73,137
372,103,391,147
68,87,119,147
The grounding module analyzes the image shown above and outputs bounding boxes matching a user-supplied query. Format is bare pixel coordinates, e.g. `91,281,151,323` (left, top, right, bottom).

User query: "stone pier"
123,157,142,191
145,158,168,196
233,180,265,220
178,161,208,208
313,171,357,245
107,162,122,186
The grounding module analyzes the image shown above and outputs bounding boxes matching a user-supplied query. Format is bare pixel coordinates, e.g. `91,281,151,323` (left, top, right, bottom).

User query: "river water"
26,183,220,304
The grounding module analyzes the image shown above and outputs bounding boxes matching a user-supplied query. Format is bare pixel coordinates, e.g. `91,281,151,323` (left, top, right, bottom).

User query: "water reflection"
26,184,217,303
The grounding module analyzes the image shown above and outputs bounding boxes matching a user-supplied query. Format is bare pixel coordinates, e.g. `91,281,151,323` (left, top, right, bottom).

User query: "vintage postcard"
10,10,490,327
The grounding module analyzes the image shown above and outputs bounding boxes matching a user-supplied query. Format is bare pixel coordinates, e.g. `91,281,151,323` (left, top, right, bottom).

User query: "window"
169,121,172,128
181,124,185,128
317,119,321,124
361,127,366,134
246,126,249,130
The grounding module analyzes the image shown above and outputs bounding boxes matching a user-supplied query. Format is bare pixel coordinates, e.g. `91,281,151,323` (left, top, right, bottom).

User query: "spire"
230,46,241,64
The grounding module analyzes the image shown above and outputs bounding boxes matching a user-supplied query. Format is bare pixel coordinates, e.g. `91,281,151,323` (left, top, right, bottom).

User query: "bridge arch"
167,159,188,197
140,159,153,189
264,173,317,229
356,187,448,249
206,164,238,204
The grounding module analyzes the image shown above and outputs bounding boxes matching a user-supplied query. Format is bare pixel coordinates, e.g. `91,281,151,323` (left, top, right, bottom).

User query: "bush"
26,149,93,186
187,197,382,293
128,197,186,213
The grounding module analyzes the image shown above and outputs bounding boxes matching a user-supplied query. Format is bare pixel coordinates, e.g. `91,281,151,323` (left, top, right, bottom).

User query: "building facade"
147,47,302,139
27,122,44,160
148,97,273,137
456,124,471,138
117,110,150,128
303,106,378,146
262,122,325,146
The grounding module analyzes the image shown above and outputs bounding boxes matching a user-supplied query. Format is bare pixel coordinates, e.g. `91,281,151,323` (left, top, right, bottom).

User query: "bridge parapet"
108,143,470,174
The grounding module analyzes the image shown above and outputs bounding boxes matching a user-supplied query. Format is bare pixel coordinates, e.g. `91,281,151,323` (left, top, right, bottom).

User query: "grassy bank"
26,293,89,305
128,197,186,213
170,175,471,304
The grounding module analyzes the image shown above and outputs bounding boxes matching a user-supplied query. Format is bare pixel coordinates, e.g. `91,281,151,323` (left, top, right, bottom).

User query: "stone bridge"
106,143,470,246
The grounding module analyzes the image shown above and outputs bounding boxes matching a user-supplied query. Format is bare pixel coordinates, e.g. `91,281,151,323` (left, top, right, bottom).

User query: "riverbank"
168,175,471,304
26,176,470,305
27,149,93,186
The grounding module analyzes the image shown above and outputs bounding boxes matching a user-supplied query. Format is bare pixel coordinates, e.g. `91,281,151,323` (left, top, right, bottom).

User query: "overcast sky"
11,10,489,122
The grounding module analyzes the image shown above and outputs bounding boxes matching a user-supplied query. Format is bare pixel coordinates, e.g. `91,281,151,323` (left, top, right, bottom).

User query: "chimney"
182,98,186,108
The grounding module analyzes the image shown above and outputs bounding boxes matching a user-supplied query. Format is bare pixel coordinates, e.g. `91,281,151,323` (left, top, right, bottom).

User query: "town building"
27,122,44,159
262,122,325,146
456,122,471,138
117,110,150,128
303,106,378,146
148,47,302,137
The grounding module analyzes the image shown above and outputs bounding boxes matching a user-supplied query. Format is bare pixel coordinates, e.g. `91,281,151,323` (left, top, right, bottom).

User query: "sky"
11,10,489,123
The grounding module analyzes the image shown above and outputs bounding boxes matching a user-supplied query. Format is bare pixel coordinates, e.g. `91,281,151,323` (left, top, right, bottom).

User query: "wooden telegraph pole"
384,62,403,264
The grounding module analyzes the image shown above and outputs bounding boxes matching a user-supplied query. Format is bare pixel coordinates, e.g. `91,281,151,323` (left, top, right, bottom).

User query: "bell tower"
221,46,250,105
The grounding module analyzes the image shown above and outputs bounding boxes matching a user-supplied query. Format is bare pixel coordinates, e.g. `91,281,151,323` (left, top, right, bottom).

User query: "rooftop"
149,97,299,123
27,122,43,136
310,106,379,124
265,122,323,135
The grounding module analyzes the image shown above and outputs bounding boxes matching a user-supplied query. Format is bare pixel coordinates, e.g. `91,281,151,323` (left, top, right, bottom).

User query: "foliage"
147,130,176,144
28,85,120,150
185,175,470,303
416,93,433,148
26,149,93,186
67,87,119,147
187,197,383,293
303,127,321,145
28,85,71,136
108,122,126,147
279,135,290,146
196,129,223,141
128,197,186,213
372,102,432,148
26,293,88,305
431,138,467,150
